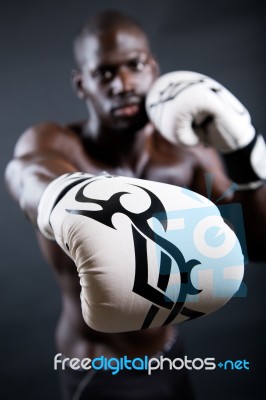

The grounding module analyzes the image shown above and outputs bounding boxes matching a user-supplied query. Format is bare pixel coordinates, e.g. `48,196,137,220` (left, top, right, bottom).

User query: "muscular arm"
5,123,79,226
191,145,266,261
146,70,266,261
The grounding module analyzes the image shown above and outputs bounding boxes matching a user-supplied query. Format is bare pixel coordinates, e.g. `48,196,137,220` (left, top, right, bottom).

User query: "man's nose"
111,67,134,95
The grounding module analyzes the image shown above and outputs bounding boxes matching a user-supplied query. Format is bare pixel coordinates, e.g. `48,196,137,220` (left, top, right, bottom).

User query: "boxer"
5,10,266,400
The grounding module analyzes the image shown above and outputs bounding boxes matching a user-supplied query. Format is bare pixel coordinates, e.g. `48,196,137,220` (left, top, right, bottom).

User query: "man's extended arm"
5,123,78,226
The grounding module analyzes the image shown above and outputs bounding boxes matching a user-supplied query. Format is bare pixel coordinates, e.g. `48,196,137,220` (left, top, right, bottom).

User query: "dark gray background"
1,0,265,399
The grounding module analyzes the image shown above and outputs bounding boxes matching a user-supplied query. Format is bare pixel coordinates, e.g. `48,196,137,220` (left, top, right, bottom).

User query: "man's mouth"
112,104,140,117
111,99,143,117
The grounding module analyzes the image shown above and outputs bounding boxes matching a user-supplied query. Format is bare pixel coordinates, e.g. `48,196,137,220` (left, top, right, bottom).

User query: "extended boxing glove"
146,71,266,190
37,172,244,332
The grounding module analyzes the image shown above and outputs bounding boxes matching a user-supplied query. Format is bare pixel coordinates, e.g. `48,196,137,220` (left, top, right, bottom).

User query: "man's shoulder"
20,121,70,141
14,121,81,157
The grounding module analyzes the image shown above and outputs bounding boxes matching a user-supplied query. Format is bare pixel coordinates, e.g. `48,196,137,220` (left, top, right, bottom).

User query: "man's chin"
110,111,149,133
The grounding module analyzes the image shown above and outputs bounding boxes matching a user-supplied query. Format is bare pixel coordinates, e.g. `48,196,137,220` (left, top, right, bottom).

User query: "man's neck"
81,119,153,172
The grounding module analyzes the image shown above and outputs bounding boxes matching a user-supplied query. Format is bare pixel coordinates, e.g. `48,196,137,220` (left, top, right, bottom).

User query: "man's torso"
33,121,225,359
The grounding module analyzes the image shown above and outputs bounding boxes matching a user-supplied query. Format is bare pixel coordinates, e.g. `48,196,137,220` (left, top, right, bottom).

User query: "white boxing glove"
146,71,266,189
38,173,244,332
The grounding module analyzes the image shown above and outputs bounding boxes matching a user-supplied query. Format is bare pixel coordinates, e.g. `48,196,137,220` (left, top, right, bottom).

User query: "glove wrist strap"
222,132,266,190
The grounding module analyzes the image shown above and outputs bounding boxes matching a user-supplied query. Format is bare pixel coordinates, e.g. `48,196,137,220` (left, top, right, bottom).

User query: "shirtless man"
5,10,266,400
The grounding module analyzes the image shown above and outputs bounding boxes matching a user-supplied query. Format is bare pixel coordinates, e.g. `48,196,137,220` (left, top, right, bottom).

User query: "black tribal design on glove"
66,177,205,328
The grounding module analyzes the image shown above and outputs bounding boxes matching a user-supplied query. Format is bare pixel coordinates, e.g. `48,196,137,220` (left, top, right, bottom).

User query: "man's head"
72,10,159,133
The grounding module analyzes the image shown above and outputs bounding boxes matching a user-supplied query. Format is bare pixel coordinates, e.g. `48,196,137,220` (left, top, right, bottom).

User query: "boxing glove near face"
146,71,266,189
38,173,244,332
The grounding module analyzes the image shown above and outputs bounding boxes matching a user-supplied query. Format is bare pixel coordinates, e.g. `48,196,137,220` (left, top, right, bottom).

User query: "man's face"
75,26,158,131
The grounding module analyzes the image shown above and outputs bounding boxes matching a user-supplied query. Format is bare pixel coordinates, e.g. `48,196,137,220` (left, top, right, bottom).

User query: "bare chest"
72,142,196,189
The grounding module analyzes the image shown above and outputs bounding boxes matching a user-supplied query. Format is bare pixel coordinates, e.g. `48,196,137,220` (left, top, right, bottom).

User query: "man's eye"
128,60,146,72
94,69,114,81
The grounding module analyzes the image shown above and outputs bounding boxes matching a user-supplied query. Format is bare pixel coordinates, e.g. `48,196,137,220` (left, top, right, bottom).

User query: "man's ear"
71,69,85,99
